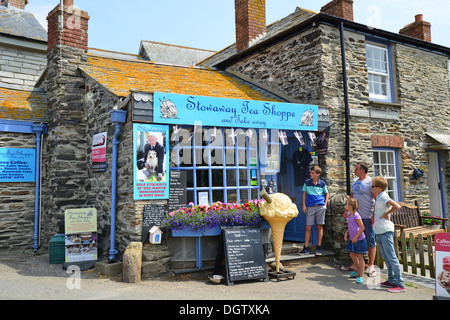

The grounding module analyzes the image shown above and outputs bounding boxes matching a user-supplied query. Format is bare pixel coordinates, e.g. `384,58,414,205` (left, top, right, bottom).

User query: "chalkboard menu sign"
168,171,187,213
222,227,268,285
141,204,167,243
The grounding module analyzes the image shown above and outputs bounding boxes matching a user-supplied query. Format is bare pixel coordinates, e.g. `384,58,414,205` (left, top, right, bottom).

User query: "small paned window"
169,126,279,205
372,149,401,201
366,41,393,102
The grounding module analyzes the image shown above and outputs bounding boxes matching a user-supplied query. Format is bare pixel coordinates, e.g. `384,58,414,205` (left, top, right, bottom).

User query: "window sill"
369,100,403,108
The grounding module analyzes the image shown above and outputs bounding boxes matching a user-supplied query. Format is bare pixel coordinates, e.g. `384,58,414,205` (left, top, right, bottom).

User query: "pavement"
0,247,438,303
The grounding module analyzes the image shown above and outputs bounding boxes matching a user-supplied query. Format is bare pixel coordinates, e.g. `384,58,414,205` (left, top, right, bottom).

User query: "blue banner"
153,93,318,131
0,148,35,182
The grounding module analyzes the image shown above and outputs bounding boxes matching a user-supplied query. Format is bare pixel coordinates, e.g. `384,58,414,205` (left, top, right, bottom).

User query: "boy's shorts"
306,205,326,226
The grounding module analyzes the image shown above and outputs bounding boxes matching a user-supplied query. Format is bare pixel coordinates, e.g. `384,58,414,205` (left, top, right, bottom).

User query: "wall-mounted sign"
153,92,318,131
64,208,98,263
92,132,107,172
133,123,169,200
0,148,35,182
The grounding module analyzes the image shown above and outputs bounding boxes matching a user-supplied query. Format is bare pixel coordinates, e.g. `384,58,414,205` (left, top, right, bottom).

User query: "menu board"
168,170,187,213
64,208,97,263
222,227,268,285
141,204,167,243
435,233,450,298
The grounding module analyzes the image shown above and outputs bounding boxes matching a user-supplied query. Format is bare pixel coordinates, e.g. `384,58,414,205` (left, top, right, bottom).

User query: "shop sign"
0,148,35,182
133,123,170,200
91,132,107,172
153,93,318,131
64,208,98,263
435,233,450,298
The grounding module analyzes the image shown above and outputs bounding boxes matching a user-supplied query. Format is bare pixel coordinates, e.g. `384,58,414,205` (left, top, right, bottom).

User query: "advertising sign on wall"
64,208,98,263
0,148,35,182
92,132,107,172
153,92,318,131
435,233,450,298
133,123,169,200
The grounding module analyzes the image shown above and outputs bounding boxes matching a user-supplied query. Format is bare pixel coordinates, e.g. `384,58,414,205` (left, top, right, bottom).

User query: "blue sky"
27,0,450,54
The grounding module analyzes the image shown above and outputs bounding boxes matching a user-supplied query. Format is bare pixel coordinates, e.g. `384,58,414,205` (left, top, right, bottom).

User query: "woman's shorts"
345,239,368,254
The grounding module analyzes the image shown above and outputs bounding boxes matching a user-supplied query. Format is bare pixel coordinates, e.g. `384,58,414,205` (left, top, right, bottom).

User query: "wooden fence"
375,232,436,278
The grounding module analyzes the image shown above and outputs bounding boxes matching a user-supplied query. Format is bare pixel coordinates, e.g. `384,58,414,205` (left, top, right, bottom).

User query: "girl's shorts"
345,239,368,254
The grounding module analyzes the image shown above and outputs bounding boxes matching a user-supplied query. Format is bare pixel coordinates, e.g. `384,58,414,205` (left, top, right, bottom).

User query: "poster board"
0,148,35,182
222,226,268,285
435,233,450,298
64,208,98,263
168,170,187,213
141,204,167,243
133,123,169,200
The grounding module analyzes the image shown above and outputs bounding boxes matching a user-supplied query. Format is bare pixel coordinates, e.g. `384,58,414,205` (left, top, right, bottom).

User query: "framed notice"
133,123,169,200
0,148,35,182
64,208,98,263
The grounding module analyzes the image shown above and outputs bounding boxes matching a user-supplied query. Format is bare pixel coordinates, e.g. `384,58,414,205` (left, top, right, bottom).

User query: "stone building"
0,0,47,250
4,0,449,275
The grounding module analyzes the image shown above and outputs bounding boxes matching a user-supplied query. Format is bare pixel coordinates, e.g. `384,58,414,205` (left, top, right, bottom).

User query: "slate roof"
80,53,283,102
139,41,216,66
0,6,47,42
199,7,316,67
0,86,48,122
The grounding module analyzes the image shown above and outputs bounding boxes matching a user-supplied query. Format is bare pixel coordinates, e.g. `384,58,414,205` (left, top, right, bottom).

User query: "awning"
426,133,450,150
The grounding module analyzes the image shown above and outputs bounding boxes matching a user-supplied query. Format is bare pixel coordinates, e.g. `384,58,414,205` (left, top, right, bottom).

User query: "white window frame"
366,41,393,102
372,148,401,202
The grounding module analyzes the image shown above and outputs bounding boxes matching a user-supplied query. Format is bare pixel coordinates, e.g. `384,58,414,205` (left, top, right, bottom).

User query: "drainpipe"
108,108,127,262
339,21,351,195
31,124,47,252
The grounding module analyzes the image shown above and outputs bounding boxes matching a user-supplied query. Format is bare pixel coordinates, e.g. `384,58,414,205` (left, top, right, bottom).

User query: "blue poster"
133,123,169,200
153,92,318,131
0,148,35,182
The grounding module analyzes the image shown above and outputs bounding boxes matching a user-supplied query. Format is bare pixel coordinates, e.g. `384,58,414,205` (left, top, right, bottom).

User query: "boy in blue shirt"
300,165,329,255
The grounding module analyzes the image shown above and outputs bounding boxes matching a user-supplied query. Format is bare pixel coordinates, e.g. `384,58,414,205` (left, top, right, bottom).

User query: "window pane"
227,190,238,203
211,169,224,187
239,169,249,186
226,170,237,186
212,190,224,203
240,189,250,203
196,170,209,187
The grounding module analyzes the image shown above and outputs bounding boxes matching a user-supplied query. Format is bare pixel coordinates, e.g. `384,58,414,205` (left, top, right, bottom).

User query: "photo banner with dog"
133,123,170,200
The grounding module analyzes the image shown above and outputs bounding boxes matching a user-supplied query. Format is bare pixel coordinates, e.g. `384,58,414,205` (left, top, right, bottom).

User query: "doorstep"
265,241,335,264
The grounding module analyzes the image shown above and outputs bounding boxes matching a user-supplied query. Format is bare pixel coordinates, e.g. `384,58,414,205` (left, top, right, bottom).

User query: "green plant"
162,200,265,232
422,212,442,226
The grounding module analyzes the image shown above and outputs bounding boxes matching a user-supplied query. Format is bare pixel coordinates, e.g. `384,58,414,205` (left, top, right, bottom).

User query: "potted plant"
162,200,266,236
422,212,443,229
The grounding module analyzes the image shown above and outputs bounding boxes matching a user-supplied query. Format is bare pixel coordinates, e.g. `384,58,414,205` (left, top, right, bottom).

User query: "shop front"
131,91,329,267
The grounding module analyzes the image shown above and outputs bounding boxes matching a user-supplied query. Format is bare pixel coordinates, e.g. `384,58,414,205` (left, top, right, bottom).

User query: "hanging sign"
153,92,318,131
435,233,450,298
0,148,35,182
64,208,98,263
92,132,107,172
133,123,169,200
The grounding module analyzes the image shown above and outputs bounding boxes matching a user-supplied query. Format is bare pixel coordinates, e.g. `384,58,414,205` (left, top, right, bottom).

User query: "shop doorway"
427,151,446,218
277,136,318,244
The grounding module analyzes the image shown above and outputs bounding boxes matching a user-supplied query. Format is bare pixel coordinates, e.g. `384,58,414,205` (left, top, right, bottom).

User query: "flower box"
171,226,222,237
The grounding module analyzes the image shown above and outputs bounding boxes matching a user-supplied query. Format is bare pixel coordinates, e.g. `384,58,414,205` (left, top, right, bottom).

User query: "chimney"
46,0,90,51
320,0,354,22
399,14,431,42
235,0,266,53
1,0,28,9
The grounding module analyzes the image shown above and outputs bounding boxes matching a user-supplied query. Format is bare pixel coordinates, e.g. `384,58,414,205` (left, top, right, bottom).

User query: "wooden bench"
391,201,448,239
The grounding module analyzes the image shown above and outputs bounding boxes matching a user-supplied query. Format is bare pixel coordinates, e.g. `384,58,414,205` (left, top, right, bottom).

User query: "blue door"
277,136,317,244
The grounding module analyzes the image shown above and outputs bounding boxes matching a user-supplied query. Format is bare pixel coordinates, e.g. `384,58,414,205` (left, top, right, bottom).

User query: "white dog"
146,150,158,173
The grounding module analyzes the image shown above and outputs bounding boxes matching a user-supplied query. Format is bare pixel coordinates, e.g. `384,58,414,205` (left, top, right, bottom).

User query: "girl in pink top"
344,198,368,284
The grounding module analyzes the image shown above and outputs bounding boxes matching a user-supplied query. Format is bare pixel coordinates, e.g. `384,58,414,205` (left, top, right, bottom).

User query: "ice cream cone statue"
260,190,299,273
